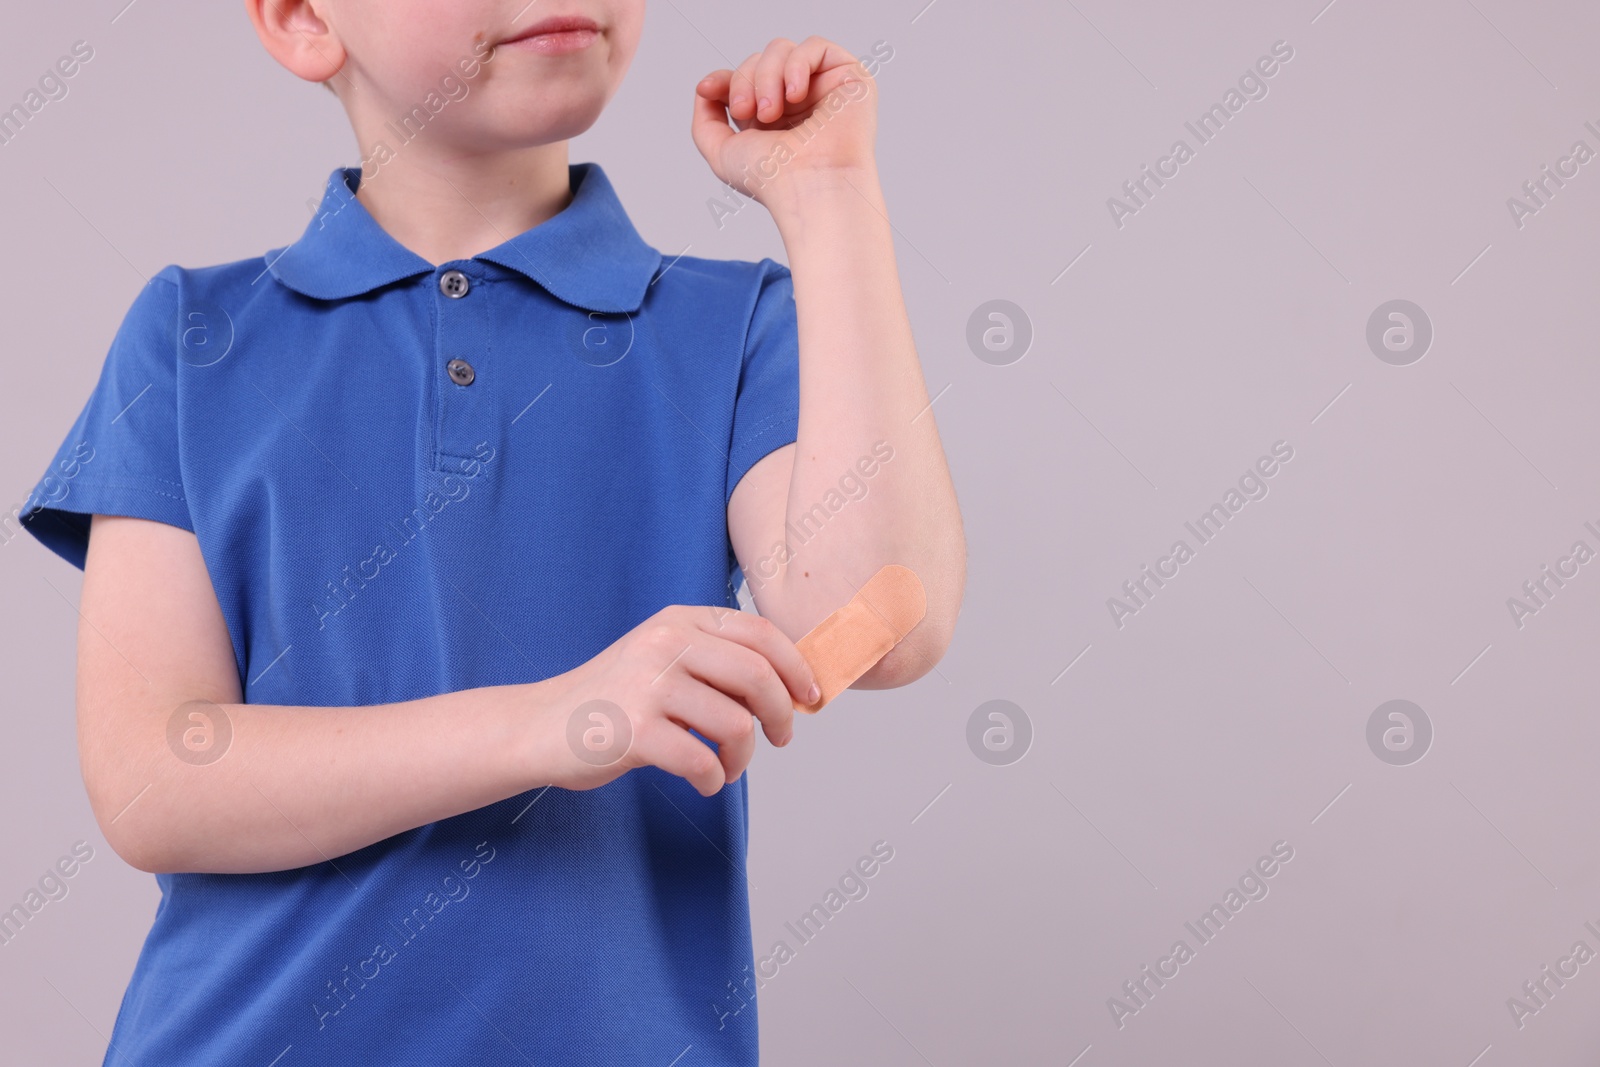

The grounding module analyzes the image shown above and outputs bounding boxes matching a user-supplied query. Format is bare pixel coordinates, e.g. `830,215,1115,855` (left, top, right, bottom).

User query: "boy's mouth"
500,15,601,55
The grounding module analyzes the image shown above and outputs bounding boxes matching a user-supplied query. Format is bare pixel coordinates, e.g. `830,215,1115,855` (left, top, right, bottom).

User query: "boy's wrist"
766,164,885,233
496,678,565,794
769,167,892,262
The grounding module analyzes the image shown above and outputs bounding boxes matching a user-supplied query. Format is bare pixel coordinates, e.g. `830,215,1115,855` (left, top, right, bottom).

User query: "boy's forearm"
95,680,560,875
766,167,965,679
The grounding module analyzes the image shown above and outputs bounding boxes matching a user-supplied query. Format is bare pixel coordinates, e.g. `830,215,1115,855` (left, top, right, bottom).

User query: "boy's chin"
486,100,607,142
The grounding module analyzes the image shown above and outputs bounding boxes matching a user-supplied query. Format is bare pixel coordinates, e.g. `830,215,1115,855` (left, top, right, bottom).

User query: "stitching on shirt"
124,474,186,490
43,479,188,504
727,409,799,499
150,273,189,496
727,260,796,471
734,409,798,455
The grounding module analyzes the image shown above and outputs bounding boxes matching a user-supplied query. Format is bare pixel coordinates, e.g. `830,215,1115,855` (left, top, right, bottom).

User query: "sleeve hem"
725,409,798,506
18,482,195,570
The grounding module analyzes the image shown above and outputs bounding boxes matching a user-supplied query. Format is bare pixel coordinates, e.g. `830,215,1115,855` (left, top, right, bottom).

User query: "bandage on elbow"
793,564,927,713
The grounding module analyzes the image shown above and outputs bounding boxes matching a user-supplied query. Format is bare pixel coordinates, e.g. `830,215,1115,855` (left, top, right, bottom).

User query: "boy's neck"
353,144,575,268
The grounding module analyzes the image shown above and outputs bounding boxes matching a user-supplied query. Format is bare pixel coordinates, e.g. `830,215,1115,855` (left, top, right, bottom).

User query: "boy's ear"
243,0,346,88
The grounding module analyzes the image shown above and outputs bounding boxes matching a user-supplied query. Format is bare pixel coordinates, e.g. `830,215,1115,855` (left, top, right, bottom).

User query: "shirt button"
447,358,475,385
439,270,471,298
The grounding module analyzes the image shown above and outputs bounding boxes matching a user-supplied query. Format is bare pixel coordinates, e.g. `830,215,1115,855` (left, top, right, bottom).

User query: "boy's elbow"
95,816,173,874
852,613,956,691
849,555,964,691
86,775,181,874
120,845,176,876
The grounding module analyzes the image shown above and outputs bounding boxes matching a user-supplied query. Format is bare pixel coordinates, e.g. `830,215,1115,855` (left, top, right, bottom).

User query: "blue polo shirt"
17,161,800,1065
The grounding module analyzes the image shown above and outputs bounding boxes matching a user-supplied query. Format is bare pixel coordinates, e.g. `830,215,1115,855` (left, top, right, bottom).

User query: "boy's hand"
542,606,819,797
691,36,878,209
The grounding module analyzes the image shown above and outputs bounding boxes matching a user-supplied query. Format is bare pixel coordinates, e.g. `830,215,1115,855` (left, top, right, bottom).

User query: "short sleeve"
14,269,192,570
725,258,800,505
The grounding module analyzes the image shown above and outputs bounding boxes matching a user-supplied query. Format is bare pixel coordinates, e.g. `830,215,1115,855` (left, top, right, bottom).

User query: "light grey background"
3,0,1598,1064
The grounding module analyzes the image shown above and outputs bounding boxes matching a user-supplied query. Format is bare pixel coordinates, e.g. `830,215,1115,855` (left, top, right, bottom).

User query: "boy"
15,1,963,1063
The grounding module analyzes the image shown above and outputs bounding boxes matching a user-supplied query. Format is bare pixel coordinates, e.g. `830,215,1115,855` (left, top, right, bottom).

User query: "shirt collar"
265,161,661,314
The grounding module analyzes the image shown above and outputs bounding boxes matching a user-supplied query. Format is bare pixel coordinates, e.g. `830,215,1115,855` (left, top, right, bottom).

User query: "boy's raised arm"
698,37,966,687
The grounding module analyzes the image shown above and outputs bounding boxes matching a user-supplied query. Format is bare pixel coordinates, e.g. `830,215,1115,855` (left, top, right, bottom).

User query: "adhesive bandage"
793,564,927,713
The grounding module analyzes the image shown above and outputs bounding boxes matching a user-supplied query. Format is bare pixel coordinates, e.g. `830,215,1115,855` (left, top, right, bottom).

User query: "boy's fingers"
799,36,862,78
690,87,736,163
782,36,847,104
696,69,733,100
692,608,817,709
661,684,757,784
680,640,794,749
752,38,795,123
729,52,764,122
782,53,814,105
807,62,872,107
639,718,730,797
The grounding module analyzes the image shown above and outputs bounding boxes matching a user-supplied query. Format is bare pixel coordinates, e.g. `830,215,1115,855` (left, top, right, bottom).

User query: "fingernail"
757,96,771,113
732,93,746,107
806,682,821,703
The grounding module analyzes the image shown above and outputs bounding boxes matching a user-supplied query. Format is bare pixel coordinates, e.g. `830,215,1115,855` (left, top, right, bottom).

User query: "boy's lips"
499,15,601,55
